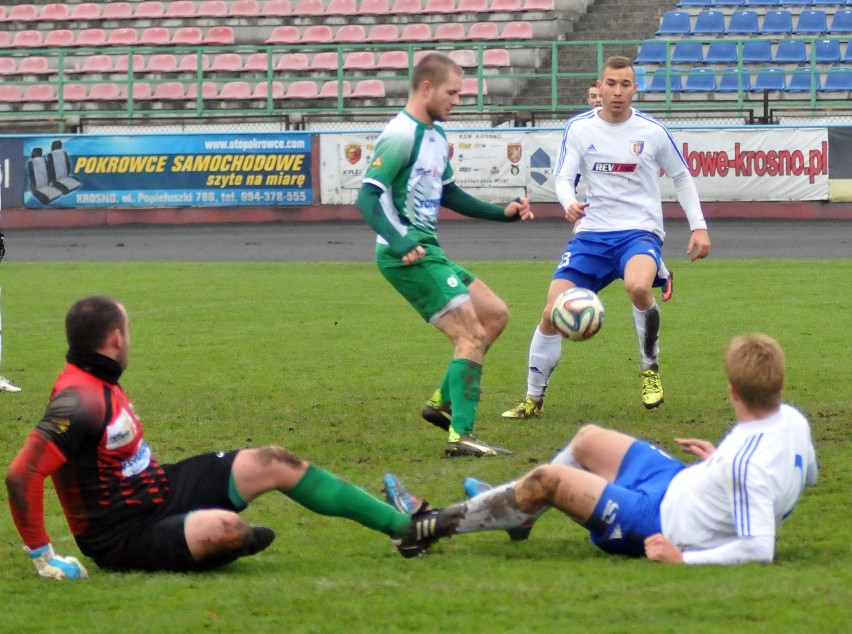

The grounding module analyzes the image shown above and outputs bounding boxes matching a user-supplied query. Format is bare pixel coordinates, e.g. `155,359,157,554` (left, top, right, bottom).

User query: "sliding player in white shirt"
386,333,818,564
503,55,711,418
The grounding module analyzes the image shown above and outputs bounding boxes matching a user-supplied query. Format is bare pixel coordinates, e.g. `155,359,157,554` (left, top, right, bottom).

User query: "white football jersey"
554,107,692,239
660,404,818,556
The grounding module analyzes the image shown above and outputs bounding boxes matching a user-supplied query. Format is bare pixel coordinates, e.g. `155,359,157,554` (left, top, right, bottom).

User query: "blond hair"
724,334,785,411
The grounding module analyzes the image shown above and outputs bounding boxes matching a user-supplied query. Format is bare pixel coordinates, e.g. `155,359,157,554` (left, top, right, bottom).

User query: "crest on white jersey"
631,140,645,156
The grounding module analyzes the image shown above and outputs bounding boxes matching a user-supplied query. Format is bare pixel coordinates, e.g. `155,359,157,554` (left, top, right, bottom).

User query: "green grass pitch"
0,260,849,633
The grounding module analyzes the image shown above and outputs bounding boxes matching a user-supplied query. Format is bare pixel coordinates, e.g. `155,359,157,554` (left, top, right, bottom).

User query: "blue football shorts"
586,440,686,557
553,230,666,293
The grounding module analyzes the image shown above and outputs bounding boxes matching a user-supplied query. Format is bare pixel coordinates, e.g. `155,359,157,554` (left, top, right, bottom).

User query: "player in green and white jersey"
357,53,533,457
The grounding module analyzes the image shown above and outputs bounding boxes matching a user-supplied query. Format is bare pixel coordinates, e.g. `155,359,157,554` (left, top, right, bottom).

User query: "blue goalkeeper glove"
26,544,89,580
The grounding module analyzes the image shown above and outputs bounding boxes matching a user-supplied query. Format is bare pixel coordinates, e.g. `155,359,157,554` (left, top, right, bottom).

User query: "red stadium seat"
145,54,179,73
390,0,422,13
377,50,410,69
457,0,488,12
171,27,203,45
44,30,75,47
88,82,123,101
491,0,521,10
178,54,211,73
13,31,44,48
310,51,340,70
435,23,467,41
262,0,293,15
210,53,244,72
135,2,165,19
400,23,432,41
368,24,400,42
467,22,499,40
276,53,309,71
197,1,228,17
76,29,108,47
15,56,51,75
63,84,89,101
243,53,271,72
423,0,455,13
252,81,285,99
152,81,186,100
351,79,386,98
0,58,16,75
334,25,367,43
113,54,146,73
327,0,357,14
139,27,171,45
359,0,391,14
293,0,325,15
0,7,6,21
0,86,23,102
265,26,300,44
217,81,252,100
40,4,70,21
70,54,113,74
131,82,154,100
448,49,476,67
482,48,511,67
186,82,218,99
101,3,134,20
8,5,39,22
107,28,139,46
302,25,334,43
230,0,261,16
461,77,487,94
318,80,351,98
521,0,553,9
70,4,101,20
0,34,9,48
24,84,58,102
500,21,533,39
343,51,376,69
203,26,235,45
164,1,197,18
286,80,320,99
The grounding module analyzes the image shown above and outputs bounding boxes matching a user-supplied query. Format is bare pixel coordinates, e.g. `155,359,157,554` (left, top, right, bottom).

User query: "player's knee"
572,424,604,459
254,445,306,470
624,280,653,307
516,465,560,510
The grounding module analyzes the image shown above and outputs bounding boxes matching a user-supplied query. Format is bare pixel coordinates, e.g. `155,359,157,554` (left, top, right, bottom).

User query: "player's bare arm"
674,437,716,460
644,533,684,563
687,228,712,261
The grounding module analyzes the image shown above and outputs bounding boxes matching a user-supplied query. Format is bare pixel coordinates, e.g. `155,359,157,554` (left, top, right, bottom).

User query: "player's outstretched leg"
463,477,534,541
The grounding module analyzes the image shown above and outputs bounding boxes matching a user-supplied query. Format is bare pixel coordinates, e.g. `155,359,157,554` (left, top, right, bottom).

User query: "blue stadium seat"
717,67,751,92
751,67,787,91
787,66,821,91
796,10,828,34
761,10,793,33
677,0,711,6
672,41,705,64
705,41,738,64
779,0,811,6
693,10,726,35
635,65,648,91
822,65,852,90
812,0,840,5
715,0,745,6
683,67,717,91
747,0,779,6
742,40,772,62
636,41,668,64
657,11,692,35
773,40,807,62
828,9,852,34
727,10,760,34
813,39,841,63
647,69,683,92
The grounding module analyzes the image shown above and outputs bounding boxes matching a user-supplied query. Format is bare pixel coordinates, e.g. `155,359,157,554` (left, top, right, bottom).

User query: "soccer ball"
551,287,605,341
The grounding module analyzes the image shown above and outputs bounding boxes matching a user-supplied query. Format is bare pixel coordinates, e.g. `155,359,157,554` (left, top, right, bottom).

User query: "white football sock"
550,442,583,469
633,301,660,370
526,326,562,401
454,481,542,534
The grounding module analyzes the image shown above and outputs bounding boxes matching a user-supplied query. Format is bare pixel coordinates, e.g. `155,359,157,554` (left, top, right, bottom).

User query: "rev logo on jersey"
592,162,637,173
631,140,645,156
344,144,362,165
105,408,137,450
507,144,522,163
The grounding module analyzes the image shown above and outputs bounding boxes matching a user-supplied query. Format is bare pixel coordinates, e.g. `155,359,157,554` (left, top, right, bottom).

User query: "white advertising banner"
319,127,829,205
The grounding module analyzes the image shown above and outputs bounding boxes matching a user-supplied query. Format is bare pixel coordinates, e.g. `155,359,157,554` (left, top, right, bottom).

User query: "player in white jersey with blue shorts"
385,333,818,564
503,56,711,418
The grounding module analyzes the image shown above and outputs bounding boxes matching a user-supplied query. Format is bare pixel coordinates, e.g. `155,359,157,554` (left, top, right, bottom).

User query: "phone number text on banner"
23,133,312,208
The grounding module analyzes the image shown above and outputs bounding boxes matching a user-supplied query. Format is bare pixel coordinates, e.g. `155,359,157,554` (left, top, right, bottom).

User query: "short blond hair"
724,334,785,411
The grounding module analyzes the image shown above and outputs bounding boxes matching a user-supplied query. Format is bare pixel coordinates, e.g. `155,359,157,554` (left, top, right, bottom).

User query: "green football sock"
447,358,482,436
439,367,451,404
285,464,411,538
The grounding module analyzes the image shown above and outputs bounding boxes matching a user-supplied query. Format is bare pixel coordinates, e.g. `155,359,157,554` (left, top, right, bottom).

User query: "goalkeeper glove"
26,544,89,580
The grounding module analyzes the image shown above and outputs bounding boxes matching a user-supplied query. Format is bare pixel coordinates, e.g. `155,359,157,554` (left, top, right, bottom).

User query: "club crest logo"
344,144,362,165
507,144,522,163
631,140,645,156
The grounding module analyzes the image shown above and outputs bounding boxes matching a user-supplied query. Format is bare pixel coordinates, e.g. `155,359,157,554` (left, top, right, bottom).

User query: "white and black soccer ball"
551,287,605,341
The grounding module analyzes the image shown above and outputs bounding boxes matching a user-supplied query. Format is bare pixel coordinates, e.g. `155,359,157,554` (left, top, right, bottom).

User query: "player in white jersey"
503,56,711,418
385,334,818,564
0,166,21,393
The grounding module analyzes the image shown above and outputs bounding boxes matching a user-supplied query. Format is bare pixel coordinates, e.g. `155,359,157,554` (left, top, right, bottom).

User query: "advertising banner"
22,133,312,208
